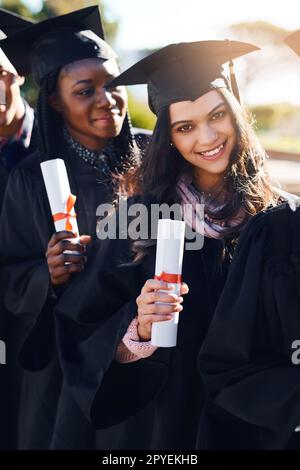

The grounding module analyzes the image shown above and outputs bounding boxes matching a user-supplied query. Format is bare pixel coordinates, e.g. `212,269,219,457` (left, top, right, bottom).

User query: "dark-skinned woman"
0,6,149,449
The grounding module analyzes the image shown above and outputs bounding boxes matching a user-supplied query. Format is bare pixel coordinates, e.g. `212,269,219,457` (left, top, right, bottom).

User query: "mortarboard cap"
108,40,259,114
283,29,300,57
0,8,34,75
0,6,116,83
0,8,34,39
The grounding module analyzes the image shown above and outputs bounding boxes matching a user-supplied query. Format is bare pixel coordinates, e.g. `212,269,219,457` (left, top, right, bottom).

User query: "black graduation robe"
0,130,149,449
0,101,36,450
51,222,253,450
199,203,300,449
0,100,36,210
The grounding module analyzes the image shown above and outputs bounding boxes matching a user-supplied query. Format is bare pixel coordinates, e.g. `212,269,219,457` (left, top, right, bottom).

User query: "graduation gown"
0,130,149,449
0,100,36,210
51,222,248,450
199,203,300,449
0,102,36,450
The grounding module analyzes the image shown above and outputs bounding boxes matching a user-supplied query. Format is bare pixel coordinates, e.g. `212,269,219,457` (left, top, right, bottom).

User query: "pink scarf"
176,173,248,239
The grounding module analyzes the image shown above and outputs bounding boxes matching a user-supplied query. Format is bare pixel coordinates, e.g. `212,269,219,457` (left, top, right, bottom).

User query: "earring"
170,142,174,147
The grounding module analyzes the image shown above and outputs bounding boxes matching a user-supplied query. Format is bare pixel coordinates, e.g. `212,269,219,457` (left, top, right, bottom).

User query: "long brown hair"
118,87,278,215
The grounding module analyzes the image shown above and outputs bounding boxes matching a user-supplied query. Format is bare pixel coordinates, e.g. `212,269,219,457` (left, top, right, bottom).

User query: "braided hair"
36,69,62,161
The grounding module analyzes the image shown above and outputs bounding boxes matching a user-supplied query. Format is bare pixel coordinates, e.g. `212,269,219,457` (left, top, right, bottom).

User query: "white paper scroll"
40,159,80,241
151,219,185,347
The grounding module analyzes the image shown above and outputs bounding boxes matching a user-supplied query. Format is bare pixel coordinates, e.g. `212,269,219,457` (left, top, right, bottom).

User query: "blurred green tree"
228,21,300,143
0,0,34,18
0,0,118,43
128,92,156,130
0,1,154,130
250,104,280,131
251,102,300,132
37,1,118,43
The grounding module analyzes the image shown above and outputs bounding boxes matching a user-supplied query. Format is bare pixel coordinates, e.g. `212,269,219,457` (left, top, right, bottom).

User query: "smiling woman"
49,58,127,151
108,41,280,235
169,90,237,191
50,40,289,451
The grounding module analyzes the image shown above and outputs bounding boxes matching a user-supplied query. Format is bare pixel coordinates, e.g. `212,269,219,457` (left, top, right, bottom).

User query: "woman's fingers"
47,232,91,256
138,302,183,317
180,282,189,295
140,279,189,296
47,253,86,268
46,232,91,285
139,313,174,324
49,263,84,278
136,279,188,340
79,235,92,246
141,279,172,294
47,230,76,248
47,240,83,257
138,291,183,306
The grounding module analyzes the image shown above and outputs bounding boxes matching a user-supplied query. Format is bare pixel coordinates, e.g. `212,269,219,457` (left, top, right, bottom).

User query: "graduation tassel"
229,60,240,103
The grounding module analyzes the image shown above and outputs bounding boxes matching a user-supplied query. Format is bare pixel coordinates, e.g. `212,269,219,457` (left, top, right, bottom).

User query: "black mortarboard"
108,40,259,114
0,8,34,39
0,8,34,74
283,30,300,57
0,6,116,83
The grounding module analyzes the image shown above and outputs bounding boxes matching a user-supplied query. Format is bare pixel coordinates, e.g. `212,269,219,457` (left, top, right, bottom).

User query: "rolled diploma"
151,219,185,347
40,159,80,249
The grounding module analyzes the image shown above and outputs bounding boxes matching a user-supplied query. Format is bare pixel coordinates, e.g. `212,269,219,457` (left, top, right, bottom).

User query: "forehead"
169,89,225,121
60,57,119,79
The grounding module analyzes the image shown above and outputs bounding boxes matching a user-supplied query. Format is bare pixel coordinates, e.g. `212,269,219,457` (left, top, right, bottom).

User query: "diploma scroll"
151,219,185,347
40,159,80,250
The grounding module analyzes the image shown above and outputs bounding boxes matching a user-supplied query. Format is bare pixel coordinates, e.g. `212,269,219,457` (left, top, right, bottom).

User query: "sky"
103,0,300,50
23,0,300,47
22,0,300,105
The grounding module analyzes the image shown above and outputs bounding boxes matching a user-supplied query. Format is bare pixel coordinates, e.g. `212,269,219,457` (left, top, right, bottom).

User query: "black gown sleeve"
199,205,300,449
54,235,170,429
0,160,57,370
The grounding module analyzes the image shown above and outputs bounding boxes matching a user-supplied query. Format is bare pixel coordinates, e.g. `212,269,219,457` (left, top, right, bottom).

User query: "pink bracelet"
115,317,157,364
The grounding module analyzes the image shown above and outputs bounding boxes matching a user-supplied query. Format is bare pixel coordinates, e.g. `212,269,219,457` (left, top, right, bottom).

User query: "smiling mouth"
92,111,120,122
198,140,227,158
194,140,228,161
93,116,116,121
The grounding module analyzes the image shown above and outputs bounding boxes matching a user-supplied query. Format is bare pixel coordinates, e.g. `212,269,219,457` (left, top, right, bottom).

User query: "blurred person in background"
0,8,36,450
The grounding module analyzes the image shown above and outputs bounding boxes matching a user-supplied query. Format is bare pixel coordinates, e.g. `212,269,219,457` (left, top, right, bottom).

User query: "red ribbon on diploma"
155,271,182,284
53,194,77,231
